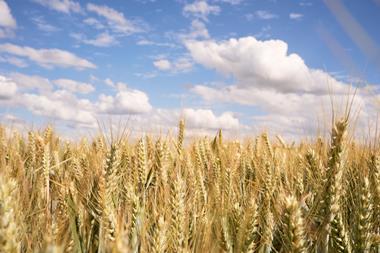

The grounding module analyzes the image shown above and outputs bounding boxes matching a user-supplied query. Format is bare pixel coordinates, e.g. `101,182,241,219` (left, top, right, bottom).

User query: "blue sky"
0,0,380,138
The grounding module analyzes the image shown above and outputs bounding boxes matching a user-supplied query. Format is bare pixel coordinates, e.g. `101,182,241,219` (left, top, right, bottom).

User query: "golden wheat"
0,117,379,252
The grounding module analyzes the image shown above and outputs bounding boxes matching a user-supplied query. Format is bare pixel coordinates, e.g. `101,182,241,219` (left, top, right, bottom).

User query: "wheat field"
0,116,379,253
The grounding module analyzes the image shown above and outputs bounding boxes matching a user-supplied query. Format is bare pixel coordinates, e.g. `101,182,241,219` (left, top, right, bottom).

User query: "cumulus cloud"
174,58,193,72
53,79,95,94
0,75,17,99
86,3,142,35
177,19,211,42
9,72,52,93
0,0,17,38
153,59,171,71
0,72,159,132
102,78,130,91
97,88,152,115
183,108,240,130
9,72,95,95
95,107,245,138
0,43,96,69
0,0,16,28
153,57,193,73
191,84,354,116
21,91,96,126
185,36,367,137
183,1,221,21
32,0,81,14
1,72,244,137
191,82,366,138
184,19,210,40
104,78,115,87
186,37,347,94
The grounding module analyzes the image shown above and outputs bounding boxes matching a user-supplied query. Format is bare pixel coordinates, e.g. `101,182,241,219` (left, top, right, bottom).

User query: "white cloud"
153,57,193,73
191,83,367,138
185,36,367,137
97,88,152,115
178,19,210,42
0,113,28,132
0,0,16,38
153,59,172,71
82,32,117,47
8,72,52,93
86,3,142,34
0,56,28,67
214,0,243,5
10,73,94,95
174,58,193,72
134,72,157,79
0,0,16,28
136,39,176,48
98,107,245,138
187,19,210,40
1,113,24,123
104,78,115,87
53,79,95,94
83,17,105,29
32,0,81,14
253,10,278,20
183,1,221,21
185,37,346,94
183,108,240,130
0,43,96,69
21,91,96,126
1,75,245,138
92,107,245,139
191,85,339,116
69,32,83,41
0,75,17,99
137,39,155,46
1,73,157,132
103,78,133,92
289,13,303,20
31,16,59,32
0,76,96,127
167,19,210,44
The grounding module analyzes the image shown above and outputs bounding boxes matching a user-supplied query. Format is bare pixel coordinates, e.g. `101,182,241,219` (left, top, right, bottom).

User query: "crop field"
0,117,379,253
1,0,380,252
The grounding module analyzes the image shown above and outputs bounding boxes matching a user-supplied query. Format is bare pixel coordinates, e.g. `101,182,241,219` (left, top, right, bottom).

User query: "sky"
0,0,380,139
